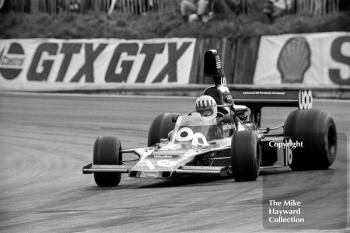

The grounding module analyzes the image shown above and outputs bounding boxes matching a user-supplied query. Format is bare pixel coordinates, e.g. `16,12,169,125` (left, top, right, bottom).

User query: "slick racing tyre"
93,136,122,187
284,109,337,170
231,131,260,181
148,113,178,147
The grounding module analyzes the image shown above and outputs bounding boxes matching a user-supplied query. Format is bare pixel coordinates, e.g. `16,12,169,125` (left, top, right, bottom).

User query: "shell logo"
277,37,311,83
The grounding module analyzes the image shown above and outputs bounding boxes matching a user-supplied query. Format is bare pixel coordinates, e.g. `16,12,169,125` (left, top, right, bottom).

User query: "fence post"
65,0,70,12
241,0,248,14
80,0,86,13
40,0,47,12
223,38,236,84
314,0,319,15
312,0,316,15
298,0,303,13
330,0,335,13
189,39,200,84
48,0,56,14
233,36,260,84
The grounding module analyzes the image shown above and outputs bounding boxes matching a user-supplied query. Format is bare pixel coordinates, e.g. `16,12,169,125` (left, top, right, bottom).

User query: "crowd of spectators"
181,0,211,22
180,0,350,23
180,0,242,23
263,0,293,20
1,0,349,17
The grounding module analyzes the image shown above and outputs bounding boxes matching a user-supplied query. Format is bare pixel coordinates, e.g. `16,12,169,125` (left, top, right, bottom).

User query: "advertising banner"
0,38,196,91
254,32,350,85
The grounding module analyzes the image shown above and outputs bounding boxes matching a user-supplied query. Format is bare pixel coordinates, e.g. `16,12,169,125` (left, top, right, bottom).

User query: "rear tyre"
148,113,178,147
231,131,260,181
284,109,337,170
93,136,122,187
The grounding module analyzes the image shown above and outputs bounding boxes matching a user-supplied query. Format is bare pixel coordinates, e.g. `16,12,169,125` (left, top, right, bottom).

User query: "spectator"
213,0,242,15
263,0,293,20
69,0,80,13
181,0,213,23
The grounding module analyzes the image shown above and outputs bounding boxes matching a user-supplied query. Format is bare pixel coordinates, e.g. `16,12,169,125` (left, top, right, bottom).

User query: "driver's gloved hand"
220,113,235,124
237,114,247,121
237,108,251,122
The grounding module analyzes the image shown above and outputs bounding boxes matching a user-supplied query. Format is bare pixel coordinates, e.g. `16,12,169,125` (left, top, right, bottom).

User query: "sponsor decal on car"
298,90,313,110
152,154,178,159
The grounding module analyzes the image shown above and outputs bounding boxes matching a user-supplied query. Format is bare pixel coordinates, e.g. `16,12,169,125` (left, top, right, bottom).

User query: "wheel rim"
327,126,337,157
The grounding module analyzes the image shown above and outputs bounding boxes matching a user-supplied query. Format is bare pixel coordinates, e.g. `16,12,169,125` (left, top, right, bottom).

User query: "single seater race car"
82,50,337,187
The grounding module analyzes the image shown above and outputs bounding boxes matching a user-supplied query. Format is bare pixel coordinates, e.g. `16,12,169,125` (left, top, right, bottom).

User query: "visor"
197,107,214,117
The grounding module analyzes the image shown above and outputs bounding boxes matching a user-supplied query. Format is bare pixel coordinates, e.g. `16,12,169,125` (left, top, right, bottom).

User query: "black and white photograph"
0,0,349,232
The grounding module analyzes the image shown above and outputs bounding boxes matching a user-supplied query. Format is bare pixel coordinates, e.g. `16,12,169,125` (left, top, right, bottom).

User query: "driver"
195,95,217,118
195,95,235,138
195,95,235,122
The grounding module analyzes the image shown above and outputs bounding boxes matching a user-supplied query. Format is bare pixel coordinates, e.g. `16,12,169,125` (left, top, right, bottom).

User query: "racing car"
82,50,337,187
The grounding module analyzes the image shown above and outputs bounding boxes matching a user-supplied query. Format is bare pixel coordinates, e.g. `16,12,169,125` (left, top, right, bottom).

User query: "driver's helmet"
195,95,217,117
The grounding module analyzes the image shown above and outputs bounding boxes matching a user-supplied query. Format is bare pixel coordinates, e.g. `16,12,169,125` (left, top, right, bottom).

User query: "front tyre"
93,136,122,187
231,131,260,181
148,113,178,147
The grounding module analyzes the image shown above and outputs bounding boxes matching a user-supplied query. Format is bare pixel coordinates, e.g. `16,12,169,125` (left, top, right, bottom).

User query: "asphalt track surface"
0,93,349,233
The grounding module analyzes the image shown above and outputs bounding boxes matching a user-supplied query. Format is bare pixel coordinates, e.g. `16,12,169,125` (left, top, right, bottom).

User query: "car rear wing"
231,90,313,110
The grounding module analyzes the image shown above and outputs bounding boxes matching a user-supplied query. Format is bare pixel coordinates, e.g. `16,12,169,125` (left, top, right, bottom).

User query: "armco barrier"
12,84,349,99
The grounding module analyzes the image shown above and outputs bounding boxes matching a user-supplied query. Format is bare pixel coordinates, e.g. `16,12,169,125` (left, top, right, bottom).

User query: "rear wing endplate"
232,90,312,110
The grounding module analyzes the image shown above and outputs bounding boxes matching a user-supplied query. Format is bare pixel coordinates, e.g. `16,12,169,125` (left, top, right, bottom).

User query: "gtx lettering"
56,43,82,82
25,41,191,83
152,42,191,83
70,43,107,83
27,43,58,81
105,43,139,83
135,43,165,83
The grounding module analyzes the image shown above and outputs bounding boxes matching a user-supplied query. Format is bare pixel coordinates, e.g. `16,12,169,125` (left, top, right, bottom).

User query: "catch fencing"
1,0,348,15
294,0,350,15
1,0,174,14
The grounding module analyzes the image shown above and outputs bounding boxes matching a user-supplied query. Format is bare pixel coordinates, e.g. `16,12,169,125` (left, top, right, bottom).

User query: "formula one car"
82,50,337,187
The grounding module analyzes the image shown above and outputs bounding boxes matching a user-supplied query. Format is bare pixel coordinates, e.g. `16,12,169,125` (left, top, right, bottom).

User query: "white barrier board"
0,38,196,91
254,32,350,85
